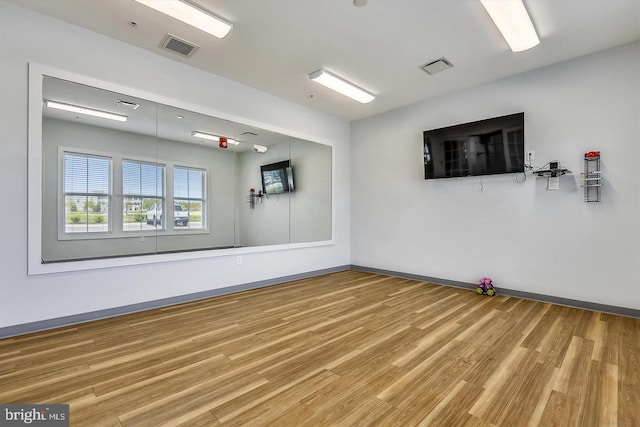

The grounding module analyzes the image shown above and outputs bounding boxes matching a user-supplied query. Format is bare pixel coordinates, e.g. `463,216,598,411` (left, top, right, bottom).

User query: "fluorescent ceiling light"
191,131,239,145
309,69,375,104
479,0,540,52
45,100,127,122
133,0,232,39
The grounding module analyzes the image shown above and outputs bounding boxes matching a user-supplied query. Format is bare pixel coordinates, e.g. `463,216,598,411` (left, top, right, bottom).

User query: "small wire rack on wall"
581,151,601,202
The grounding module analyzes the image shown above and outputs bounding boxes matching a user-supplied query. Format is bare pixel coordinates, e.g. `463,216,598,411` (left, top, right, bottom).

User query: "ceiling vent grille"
421,57,454,75
160,34,199,58
117,100,140,110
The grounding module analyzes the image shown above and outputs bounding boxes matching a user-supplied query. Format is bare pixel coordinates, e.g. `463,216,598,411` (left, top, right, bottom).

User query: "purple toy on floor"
476,277,496,296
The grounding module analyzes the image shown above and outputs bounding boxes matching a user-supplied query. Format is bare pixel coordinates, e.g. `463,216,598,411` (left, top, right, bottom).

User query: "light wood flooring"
1,271,638,426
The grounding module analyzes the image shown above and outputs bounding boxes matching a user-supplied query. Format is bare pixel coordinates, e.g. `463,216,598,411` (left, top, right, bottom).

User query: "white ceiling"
12,0,640,121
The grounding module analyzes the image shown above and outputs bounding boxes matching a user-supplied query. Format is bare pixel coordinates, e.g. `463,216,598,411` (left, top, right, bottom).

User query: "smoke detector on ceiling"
421,57,454,75
160,34,199,58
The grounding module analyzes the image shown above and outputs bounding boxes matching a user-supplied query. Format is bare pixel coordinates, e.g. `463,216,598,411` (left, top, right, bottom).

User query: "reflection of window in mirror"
42,77,222,263
122,160,165,231
37,73,333,268
173,166,206,230
62,152,111,234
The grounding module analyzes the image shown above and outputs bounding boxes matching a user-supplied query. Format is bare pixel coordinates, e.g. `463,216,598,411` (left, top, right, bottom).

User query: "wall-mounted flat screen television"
261,160,295,194
423,112,524,179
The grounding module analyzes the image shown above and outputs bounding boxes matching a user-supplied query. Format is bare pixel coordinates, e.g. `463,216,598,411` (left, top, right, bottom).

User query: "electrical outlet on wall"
527,150,535,162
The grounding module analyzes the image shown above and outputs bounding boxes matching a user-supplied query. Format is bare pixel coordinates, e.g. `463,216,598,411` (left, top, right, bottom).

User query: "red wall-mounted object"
219,137,228,149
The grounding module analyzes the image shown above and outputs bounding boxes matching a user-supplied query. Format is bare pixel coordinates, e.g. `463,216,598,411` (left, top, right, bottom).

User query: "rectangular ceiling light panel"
479,0,540,52
45,100,128,122
134,0,232,38
309,69,375,104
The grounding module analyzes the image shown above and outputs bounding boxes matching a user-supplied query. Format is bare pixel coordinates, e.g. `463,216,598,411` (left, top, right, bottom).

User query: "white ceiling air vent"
421,57,454,75
117,100,140,110
160,34,200,58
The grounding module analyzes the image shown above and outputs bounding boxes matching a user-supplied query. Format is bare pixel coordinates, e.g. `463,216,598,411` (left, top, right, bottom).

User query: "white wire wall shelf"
581,152,601,202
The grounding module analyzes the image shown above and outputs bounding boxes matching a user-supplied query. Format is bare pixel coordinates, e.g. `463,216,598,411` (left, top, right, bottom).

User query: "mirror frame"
28,63,335,275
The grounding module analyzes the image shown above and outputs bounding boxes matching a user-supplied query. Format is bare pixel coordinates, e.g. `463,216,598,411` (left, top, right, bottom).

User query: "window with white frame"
122,160,165,231
173,166,205,229
63,152,111,233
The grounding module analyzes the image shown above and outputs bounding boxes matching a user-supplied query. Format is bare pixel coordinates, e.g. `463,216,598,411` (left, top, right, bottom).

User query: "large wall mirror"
31,69,332,270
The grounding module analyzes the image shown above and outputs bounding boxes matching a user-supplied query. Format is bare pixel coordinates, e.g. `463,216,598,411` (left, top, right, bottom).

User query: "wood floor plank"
580,359,604,426
332,396,392,427
601,313,622,365
492,359,556,426
468,345,530,419
306,364,403,418
72,378,188,425
535,322,575,368
0,270,637,426
601,362,619,426
525,365,561,427
618,316,640,425
539,389,570,426
260,402,316,427
118,373,268,426
417,380,484,427
176,411,221,427
378,339,469,406
212,370,339,425
460,326,524,387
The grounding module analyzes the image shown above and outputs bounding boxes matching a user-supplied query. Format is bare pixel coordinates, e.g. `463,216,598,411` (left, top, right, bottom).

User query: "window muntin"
173,167,205,230
63,153,111,233
122,160,165,231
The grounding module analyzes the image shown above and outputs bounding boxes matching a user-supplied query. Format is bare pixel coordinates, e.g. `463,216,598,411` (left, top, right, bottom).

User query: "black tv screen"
423,112,524,179
261,160,295,194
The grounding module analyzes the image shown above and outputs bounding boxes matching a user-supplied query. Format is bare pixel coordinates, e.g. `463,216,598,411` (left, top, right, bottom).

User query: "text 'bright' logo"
0,404,68,426
4,408,47,423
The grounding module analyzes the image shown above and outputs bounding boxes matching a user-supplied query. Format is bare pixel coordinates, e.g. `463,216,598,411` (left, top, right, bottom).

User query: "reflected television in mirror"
260,160,294,194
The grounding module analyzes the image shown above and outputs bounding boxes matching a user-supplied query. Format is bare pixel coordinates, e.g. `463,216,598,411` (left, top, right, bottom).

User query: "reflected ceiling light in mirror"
45,100,128,122
309,69,375,104
191,131,239,145
479,0,540,52
133,0,232,39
